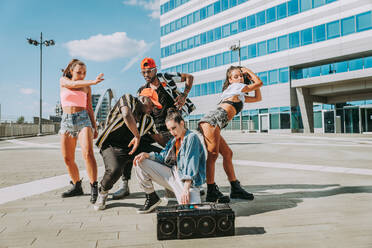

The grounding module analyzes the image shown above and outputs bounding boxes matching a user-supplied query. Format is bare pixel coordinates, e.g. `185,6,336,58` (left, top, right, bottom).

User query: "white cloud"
121,42,154,72
20,88,37,95
64,32,148,62
123,0,160,19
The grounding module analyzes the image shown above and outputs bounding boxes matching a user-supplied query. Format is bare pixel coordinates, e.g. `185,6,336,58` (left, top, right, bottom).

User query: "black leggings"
100,141,162,192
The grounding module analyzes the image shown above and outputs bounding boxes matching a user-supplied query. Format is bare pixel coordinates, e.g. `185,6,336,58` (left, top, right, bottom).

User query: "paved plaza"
0,132,372,248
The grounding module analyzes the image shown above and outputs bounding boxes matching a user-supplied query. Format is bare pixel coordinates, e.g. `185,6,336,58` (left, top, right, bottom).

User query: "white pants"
135,159,201,204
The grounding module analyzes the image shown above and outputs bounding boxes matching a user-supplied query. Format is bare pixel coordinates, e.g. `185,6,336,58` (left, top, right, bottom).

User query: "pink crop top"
60,88,87,108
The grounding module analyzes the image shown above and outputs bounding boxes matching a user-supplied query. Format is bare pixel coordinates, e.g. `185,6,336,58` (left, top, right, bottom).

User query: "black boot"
61,180,83,198
90,181,98,204
230,180,254,200
137,192,161,214
112,178,130,200
206,183,230,203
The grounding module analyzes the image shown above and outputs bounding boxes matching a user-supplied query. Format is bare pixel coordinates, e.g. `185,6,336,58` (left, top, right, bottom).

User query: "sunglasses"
140,68,156,75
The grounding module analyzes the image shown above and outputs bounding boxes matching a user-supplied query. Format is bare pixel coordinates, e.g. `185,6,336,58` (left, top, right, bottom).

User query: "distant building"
92,94,110,123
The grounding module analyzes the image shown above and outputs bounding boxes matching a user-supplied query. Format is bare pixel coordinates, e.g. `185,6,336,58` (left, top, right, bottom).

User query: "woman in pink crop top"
59,59,104,204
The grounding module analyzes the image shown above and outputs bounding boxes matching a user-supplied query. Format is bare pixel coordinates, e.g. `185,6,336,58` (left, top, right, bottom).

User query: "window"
321,64,332,75
257,11,266,26
221,0,229,11
335,61,348,73
288,0,299,16
341,16,355,36
230,21,238,35
300,0,312,12
200,32,207,45
214,27,222,40
182,16,188,27
194,35,201,47
216,80,223,93
193,10,200,23
257,41,267,56
201,58,208,70
208,81,216,95
313,0,325,8
188,61,194,73
214,1,221,14
201,83,208,96
176,19,182,30
327,20,340,39
194,84,200,97
194,59,201,72
356,11,372,32
207,30,214,43
230,0,237,8
247,15,256,29
170,21,175,32
200,8,206,20
277,3,287,20
222,24,230,38
268,70,278,85
241,46,248,60
301,28,313,46
266,7,276,23
365,56,372,68
223,51,231,65
309,66,321,77
314,111,322,128
176,42,182,53
187,38,194,49
182,63,187,73
258,71,268,85
170,44,176,55
208,55,215,69
206,4,214,17
238,17,247,32
278,35,288,51
176,65,182,72
182,40,188,51
280,113,291,129
270,114,280,129
348,58,363,71
279,68,289,83
215,54,223,66
267,38,277,53
187,14,192,26
231,50,239,63
313,24,326,42
289,31,300,48
248,44,257,58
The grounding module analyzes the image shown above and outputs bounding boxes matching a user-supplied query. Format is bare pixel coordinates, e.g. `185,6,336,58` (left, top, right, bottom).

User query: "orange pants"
199,122,237,184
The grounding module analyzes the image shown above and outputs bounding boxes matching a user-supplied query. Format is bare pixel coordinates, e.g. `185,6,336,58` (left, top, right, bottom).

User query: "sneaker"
164,188,177,201
112,179,130,200
61,180,84,198
230,180,254,200
94,190,108,211
206,183,230,203
200,189,205,196
137,192,161,214
90,181,98,204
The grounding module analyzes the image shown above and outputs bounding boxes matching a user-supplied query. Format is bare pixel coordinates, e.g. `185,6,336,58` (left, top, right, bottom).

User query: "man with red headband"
112,57,197,200
94,89,164,210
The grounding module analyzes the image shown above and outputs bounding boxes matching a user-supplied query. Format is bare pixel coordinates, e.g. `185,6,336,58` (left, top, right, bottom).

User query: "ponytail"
62,59,85,79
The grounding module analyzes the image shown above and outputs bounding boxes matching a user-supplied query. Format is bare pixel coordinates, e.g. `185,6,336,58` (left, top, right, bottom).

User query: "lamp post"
27,32,55,135
230,40,243,132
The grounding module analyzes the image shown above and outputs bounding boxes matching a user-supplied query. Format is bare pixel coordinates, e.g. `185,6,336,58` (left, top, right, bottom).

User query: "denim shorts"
198,107,229,130
59,110,92,137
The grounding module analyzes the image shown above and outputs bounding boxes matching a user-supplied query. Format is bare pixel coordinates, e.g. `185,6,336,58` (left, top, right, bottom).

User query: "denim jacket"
149,130,206,187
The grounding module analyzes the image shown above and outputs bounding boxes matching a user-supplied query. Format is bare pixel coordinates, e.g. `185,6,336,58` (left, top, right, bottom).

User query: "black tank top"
221,100,243,114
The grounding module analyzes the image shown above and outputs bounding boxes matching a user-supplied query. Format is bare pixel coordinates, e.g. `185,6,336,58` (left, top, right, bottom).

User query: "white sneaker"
94,191,108,211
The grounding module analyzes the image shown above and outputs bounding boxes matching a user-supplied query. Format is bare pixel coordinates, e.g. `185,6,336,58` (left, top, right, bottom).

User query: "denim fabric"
59,110,92,137
198,107,229,129
149,130,206,187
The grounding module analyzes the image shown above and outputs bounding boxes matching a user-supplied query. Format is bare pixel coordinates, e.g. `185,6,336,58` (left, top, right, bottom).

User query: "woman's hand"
133,152,149,166
181,188,190,204
94,73,104,84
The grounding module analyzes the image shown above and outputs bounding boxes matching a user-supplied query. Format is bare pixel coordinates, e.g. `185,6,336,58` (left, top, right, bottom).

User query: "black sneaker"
61,180,84,198
90,181,98,204
206,183,230,203
112,179,130,200
137,192,161,214
230,180,254,200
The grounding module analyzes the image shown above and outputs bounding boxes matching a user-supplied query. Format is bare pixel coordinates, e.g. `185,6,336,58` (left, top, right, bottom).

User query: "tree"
16,116,25,124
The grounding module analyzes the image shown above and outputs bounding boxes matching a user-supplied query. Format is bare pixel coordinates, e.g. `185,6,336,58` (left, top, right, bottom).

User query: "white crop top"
220,83,246,102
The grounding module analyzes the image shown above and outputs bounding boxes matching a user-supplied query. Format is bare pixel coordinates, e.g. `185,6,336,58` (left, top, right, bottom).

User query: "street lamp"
230,40,243,132
26,32,55,135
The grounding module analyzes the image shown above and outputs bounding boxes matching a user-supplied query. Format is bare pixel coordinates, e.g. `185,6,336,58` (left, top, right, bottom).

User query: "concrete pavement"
0,133,372,248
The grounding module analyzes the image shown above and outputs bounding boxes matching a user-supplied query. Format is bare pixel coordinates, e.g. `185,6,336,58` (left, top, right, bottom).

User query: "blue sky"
0,0,160,122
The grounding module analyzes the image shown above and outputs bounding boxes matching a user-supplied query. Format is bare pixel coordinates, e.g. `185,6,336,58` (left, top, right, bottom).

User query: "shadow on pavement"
235,227,266,236
215,184,372,217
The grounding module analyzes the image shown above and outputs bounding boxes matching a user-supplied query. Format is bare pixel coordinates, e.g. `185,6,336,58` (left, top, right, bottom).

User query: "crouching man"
133,108,206,214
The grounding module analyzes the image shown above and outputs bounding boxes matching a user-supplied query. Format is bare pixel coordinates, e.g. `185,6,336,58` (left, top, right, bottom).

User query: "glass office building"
160,0,372,133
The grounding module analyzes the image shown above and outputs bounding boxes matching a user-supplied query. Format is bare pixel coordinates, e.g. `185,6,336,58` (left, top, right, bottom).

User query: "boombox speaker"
156,203,235,240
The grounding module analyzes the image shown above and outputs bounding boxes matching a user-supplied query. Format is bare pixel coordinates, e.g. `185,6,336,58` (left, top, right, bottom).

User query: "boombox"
156,203,235,240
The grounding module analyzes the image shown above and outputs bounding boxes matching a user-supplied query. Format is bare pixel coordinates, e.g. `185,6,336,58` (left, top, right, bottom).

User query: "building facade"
160,0,372,134
92,94,110,124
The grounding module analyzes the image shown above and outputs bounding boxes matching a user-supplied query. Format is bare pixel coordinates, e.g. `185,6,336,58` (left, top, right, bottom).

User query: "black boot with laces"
90,181,98,204
61,180,84,198
206,183,230,203
230,180,254,200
